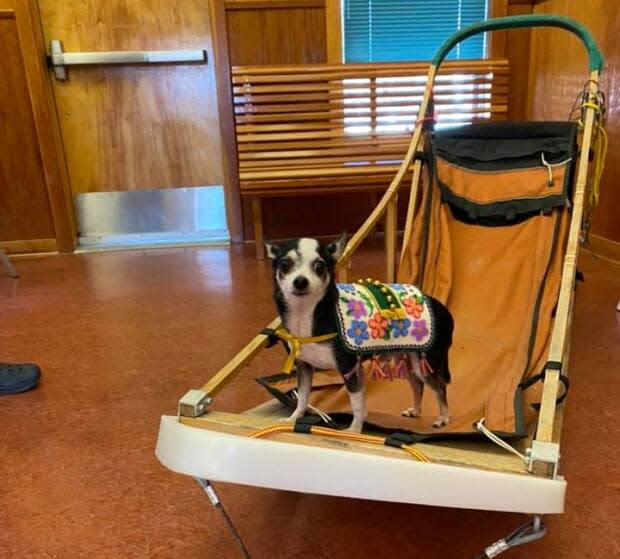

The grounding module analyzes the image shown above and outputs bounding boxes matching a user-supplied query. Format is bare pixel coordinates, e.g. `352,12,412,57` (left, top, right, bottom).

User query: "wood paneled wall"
0,0,75,253
0,15,55,243
226,1,326,65
527,0,620,243
505,1,533,120
38,0,225,194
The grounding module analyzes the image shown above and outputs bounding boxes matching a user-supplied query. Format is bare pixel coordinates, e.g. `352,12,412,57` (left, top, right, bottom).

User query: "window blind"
344,0,489,63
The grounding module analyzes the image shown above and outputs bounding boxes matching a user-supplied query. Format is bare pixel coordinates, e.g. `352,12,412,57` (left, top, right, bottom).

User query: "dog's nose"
293,276,309,291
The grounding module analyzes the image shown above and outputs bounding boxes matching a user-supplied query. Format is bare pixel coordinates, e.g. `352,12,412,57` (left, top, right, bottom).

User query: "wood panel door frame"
210,0,244,243
8,0,77,252
325,0,342,62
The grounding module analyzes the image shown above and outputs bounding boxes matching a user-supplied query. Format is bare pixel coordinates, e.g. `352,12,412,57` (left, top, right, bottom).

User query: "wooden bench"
231,59,509,258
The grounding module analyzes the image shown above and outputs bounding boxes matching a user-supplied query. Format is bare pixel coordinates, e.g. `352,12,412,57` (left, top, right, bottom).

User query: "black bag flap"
434,121,578,170
432,122,578,220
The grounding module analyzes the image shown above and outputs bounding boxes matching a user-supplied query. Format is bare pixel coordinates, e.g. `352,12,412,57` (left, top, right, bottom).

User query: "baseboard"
0,238,57,254
586,234,620,264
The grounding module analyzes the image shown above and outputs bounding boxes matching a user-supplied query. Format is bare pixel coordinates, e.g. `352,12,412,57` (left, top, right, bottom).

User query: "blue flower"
390,318,411,338
347,320,369,345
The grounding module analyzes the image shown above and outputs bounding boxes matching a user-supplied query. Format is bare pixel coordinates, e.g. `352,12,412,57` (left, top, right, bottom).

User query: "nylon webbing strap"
293,415,326,434
384,431,418,448
520,363,570,411
260,328,281,348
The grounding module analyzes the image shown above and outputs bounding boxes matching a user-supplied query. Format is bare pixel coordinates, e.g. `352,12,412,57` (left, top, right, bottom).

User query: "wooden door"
36,0,241,241
0,0,75,253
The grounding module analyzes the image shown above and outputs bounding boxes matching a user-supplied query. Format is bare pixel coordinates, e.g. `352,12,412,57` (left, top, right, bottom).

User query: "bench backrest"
232,60,508,194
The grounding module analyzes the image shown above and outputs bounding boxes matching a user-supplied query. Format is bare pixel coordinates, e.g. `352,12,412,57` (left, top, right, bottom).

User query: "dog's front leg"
285,360,313,422
346,377,367,433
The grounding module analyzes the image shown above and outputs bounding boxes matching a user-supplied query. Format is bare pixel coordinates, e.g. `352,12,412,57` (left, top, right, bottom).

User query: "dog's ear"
264,240,280,260
325,232,347,261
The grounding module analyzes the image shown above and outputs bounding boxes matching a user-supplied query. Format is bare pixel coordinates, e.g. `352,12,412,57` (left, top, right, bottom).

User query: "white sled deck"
155,400,566,515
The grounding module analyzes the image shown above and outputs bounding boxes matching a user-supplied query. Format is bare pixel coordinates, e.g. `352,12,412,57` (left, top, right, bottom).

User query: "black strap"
384,431,418,448
519,362,570,411
293,415,337,433
260,328,281,349
293,415,321,433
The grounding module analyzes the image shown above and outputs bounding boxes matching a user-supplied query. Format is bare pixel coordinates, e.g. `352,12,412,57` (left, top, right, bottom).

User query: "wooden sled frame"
157,15,604,519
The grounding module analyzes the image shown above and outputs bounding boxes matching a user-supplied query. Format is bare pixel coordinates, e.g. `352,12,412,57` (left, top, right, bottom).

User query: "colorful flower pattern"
411,319,429,341
403,296,424,318
368,312,388,339
390,318,411,338
347,298,367,320
336,283,433,352
347,320,369,345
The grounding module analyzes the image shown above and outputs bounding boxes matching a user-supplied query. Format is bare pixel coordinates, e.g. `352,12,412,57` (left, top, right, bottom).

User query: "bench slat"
232,75,508,96
234,89,505,108
239,164,418,181
232,59,507,75
232,61,508,84
235,107,507,134
237,135,415,152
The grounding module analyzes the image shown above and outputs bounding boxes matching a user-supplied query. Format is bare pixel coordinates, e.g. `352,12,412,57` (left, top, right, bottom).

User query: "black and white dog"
265,235,453,433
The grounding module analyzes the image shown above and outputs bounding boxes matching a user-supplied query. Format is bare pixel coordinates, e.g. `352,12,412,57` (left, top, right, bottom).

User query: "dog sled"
156,15,607,557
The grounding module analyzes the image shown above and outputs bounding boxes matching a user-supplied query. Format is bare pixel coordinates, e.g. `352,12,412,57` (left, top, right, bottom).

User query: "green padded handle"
432,14,603,73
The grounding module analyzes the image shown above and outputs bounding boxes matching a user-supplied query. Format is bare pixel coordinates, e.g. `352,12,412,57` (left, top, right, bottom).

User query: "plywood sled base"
156,412,566,515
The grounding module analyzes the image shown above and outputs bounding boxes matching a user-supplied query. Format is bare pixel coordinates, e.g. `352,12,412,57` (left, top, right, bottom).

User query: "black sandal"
0,362,41,395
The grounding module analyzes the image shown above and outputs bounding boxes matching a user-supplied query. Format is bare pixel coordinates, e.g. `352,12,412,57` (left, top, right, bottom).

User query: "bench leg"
0,250,18,278
370,192,381,238
385,195,397,282
252,198,265,260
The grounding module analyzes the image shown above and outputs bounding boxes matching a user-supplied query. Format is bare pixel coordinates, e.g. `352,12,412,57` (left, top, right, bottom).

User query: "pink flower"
347,298,367,319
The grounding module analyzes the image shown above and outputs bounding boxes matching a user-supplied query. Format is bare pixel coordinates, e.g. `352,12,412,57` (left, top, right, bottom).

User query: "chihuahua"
265,234,453,433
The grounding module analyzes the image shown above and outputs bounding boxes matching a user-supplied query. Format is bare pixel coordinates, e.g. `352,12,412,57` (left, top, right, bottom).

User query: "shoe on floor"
0,362,41,395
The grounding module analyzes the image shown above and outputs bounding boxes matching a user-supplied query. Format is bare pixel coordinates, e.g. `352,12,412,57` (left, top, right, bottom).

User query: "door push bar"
47,39,207,81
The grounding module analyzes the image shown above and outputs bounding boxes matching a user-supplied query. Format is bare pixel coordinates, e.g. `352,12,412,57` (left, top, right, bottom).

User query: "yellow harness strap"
275,327,338,374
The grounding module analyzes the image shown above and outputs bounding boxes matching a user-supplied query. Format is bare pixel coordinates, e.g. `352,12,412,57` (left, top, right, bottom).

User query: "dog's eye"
313,260,327,276
279,258,293,274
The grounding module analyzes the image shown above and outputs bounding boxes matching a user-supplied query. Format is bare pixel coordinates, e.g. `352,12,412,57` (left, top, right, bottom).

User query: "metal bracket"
484,539,510,558
526,440,561,478
478,515,546,558
47,39,207,81
178,389,212,418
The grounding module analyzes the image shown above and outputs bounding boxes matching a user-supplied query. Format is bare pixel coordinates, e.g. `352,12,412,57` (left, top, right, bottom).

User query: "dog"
265,234,453,433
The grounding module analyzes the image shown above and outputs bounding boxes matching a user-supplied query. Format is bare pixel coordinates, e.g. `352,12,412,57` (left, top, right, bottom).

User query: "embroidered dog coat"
335,280,435,355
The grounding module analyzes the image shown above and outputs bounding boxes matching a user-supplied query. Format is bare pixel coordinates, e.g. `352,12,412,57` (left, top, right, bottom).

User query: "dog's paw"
346,423,364,434
401,407,421,418
432,415,450,428
280,412,301,423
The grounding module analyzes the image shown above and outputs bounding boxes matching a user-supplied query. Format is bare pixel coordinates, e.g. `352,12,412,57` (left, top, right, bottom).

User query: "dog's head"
265,234,346,300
